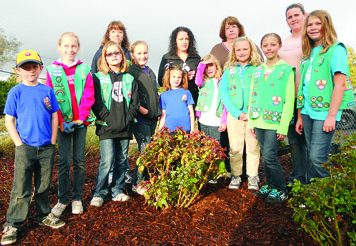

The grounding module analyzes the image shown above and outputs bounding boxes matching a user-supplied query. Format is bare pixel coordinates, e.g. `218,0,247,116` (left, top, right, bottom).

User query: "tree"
347,46,356,87
0,28,21,67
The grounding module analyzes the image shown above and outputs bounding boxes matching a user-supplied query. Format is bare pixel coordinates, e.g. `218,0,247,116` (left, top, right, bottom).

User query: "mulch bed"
0,153,315,245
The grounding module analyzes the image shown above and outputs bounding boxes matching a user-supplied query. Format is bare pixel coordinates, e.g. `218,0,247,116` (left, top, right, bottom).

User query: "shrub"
288,132,356,245
136,128,227,209
0,80,17,113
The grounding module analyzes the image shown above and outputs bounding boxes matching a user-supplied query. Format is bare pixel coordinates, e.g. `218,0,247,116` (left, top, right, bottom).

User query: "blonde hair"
130,40,148,65
225,36,262,68
97,41,128,74
162,64,188,90
200,54,222,80
58,32,80,47
302,10,337,58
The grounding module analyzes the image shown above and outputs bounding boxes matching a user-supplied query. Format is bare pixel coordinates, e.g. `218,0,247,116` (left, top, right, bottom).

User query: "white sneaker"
1,226,18,245
71,200,83,214
51,202,68,217
112,193,130,202
90,197,104,207
248,176,260,190
229,176,241,189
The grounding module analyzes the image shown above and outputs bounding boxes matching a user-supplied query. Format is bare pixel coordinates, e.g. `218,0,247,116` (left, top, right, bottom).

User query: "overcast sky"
0,0,355,79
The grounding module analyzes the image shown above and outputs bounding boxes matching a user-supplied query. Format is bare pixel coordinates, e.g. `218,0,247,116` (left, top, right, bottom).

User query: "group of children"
1,8,354,245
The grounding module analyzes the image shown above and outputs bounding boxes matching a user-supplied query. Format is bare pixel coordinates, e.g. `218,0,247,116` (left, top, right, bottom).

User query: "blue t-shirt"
301,44,348,121
4,83,59,147
159,88,194,131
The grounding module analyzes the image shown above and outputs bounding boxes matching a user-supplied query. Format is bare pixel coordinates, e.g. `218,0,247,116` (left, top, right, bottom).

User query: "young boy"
1,50,65,245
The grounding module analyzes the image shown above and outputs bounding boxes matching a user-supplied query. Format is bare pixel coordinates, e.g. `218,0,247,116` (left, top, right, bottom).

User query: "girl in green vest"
46,32,95,217
248,33,295,203
90,41,139,207
195,54,226,184
295,10,354,182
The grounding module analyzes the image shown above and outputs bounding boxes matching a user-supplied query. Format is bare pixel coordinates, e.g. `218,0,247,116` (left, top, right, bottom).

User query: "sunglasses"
105,51,122,58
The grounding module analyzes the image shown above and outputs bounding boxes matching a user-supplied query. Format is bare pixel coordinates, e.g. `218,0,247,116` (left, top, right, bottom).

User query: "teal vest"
95,72,135,126
297,42,354,110
195,78,224,117
47,63,95,122
249,64,294,124
226,65,255,112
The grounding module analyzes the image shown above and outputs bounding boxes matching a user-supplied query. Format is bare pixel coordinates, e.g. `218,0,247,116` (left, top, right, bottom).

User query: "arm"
323,73,346,132
195,62,206,88
77,72,95,124
158,110,166,130
295,108,303,135
5,115,22,146
157,57,167,87
127,80,140,122
51,112,58,144
188,105,195,132
277,71,295,136
91,74,110,121
219,70,243,118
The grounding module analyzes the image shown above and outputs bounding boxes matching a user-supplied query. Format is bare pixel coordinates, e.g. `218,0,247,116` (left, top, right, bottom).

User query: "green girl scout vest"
297,42,354,110
226,65,255,112
195,78,224,117
249,64,294,124
95,72,135,126
47,63,96,122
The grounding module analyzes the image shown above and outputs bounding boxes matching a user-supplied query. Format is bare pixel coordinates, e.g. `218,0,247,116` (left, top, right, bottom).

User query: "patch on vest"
263,110,282,122
272,96,282,105
315,80,327,90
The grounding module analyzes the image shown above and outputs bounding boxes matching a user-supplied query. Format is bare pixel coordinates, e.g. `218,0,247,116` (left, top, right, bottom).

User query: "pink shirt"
46,59,94,124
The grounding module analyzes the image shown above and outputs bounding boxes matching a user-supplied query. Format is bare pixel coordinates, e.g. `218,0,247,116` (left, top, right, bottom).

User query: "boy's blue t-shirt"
4,83,59,147
159,88,194,132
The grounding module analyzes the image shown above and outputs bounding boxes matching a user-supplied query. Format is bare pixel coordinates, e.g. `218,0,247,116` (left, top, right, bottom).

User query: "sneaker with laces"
112,193,130,202
38,213,65,229
1,226,18,245
51,202,68,217
266,189,288,203
255,184,272,198
248,176,260,190
72,200,83,214
90,197,104,207
228,176,241,189
132,184,147,195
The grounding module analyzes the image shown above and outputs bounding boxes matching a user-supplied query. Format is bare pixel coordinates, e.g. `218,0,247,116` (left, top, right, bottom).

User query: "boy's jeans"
93,138,129,199
57,127,87,204
5,144,55,228
132,121,157,185
301,115,335,182
255,128,286,190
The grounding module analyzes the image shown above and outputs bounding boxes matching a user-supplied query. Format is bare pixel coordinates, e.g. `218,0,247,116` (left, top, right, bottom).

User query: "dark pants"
5,144,55,228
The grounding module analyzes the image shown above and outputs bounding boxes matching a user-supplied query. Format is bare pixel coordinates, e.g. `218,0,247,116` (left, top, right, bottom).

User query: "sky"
0,0,355,79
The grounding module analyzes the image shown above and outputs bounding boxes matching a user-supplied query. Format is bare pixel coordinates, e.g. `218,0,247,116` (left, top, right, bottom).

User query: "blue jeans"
5,144,55,228
255,128,286,190
132,121,157,185
301,115,335,182
93,138,129,198
57,127,87,204
287,123,308,184
199,123,221,142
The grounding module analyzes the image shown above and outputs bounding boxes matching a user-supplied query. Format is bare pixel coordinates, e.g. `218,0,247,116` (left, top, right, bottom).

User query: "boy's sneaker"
1,226,18,245
132,184,147,195
72,200,83,214
255,184,272,198
266,189,288,203
112,193,130,202
90,197,104,207
51,202,68,217
248,176,260,190
208,179,218,184
228,176,241,189
38,213,65,229
125,172,132,184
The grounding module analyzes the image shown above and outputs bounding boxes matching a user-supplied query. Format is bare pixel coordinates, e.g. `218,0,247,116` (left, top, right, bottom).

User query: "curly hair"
168,26,198,56
101,20,130,50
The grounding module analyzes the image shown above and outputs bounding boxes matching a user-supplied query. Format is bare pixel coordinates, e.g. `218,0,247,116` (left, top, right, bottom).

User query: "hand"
276,133,285,141
239,113,248,121
218,124,226,132
62,122,76,134
295,117,303,135
139,106,149,115
323,115,336,133
249,128,256,137
188,70,195,80
72,120,83,125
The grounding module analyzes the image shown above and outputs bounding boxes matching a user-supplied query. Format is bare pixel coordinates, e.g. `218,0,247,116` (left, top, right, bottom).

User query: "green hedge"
0,80,17,113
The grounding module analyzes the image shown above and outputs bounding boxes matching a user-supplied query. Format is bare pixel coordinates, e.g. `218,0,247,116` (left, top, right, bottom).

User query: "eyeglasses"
105,51,122,58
